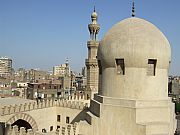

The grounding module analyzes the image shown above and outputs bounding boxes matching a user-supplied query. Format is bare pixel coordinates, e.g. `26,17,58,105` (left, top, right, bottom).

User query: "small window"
66,117,70,124
50,126,53,131
147,59,157,76
57,115,61,122
57,126,60,129
116,59,125,75
42,128,46,133
98,60,102,75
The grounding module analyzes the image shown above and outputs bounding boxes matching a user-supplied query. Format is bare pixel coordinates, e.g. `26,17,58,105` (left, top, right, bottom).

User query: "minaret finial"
65,57,69,65
88,6,100,41
132,1,135,17
94,5,96,12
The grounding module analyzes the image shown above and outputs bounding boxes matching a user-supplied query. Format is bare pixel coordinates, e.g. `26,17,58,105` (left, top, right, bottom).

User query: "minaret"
65,57,69,67
85,7,100,99
65,58,70,77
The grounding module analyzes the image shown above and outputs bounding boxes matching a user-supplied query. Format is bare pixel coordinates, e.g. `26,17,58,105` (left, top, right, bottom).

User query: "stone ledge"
94,95,172,108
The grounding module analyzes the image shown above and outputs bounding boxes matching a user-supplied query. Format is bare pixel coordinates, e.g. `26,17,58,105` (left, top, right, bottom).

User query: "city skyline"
0,0,180,75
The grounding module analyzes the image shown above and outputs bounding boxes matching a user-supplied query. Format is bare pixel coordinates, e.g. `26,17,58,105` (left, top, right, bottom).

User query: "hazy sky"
0,0,180,75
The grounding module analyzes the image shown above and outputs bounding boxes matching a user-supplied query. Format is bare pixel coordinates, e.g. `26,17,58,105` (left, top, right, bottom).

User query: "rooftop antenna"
132,1,135,17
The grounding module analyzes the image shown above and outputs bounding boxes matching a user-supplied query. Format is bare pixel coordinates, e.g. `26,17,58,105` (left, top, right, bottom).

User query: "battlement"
56,122,79,135
7,123,79,135
0,98,88,116
7,126,34,135
66,94,86,100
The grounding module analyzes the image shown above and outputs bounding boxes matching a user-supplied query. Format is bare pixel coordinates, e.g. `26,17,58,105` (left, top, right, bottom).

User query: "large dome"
98,17,171,99
98,17,171,68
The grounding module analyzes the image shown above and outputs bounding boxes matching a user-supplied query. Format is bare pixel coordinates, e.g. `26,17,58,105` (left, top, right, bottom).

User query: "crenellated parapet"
55,123,79,135
7,123,80,135
0,98,88,116
7,126,35,135
65,94,86,101
56,99,88,110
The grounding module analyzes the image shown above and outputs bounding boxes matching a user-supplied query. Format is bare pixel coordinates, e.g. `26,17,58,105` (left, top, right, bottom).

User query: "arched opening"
7,113,38,132
11,119,32,130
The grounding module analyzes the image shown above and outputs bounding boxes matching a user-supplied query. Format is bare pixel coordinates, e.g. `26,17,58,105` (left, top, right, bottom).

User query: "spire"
132,1,135,17
88,7,100,41
65,57,69,66
91,7,98,24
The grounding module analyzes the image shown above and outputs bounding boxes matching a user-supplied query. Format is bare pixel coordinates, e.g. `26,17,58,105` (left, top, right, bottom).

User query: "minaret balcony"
85,59,98,66
87,41,99,48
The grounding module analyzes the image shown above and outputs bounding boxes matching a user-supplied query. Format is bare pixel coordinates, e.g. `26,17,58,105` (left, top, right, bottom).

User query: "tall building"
53,59,70,77
0,57,12,77
85,8,100,99
53,59,74,94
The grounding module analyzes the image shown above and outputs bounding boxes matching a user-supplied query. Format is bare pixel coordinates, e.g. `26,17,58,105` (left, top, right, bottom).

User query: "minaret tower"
65,58,70,76
85,7,100,99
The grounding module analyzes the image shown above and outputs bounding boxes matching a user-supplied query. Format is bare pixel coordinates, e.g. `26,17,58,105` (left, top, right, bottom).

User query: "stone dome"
98,17,171,69
98,17,171,99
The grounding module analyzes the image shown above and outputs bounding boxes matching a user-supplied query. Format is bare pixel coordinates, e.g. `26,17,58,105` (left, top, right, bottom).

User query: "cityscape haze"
0,0,180,74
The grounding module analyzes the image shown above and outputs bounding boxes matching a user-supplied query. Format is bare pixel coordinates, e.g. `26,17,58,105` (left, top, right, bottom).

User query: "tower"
85,7,100,99
65,58,70,76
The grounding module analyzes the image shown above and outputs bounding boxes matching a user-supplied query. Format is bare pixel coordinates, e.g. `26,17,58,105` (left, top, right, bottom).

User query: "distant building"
169,76,180,101
0,57,12,77
60,71,76,92
75,74,86,91
15,68,50,83
14,68,27,82
26,82,63,100
27,69,50,83
52,59,74,93
53,59,70,77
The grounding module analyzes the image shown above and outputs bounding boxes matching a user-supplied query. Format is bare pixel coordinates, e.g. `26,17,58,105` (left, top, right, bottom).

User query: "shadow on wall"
71,109,88,124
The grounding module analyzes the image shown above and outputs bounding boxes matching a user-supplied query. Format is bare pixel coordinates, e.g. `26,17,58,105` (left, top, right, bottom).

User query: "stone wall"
0,97,88,117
